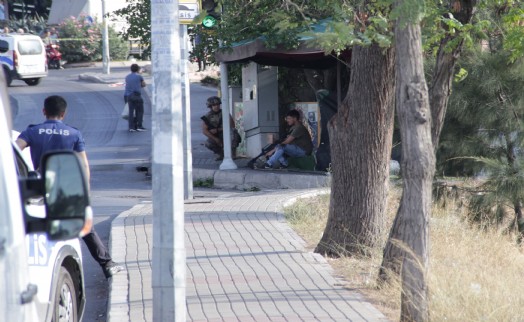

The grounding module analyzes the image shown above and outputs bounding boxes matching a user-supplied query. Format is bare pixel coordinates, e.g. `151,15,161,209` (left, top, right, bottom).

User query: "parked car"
0,33,48,86
1,80,90,321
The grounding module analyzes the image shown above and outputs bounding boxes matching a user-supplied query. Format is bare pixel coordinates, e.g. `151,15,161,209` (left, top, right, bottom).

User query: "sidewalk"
107,189,389,321
76,64,388,320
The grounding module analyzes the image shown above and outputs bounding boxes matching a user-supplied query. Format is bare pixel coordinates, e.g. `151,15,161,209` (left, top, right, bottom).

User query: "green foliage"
502,5,524,62
107,27,129,61
56,16,128,63
193,178,214,188
6,16,47,35
438,50,524,176
58,15,101,63
437,47,524,232
111,0,151,59
467,157,524,231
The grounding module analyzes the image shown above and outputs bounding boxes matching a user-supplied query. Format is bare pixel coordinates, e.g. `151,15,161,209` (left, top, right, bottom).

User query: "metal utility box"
241,62,279,157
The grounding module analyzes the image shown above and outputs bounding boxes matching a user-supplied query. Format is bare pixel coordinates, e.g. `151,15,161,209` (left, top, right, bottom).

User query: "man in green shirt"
265,109,313,169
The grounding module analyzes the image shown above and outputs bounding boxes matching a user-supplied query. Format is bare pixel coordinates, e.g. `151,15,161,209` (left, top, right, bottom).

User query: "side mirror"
41,151,93,241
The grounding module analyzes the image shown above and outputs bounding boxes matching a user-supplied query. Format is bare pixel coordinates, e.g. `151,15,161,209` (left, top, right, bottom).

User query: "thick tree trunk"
392,17,434,322
315,44,395,256
381,0,476,281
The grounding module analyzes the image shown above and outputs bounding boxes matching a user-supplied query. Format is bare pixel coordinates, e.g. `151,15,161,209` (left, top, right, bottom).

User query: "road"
10,66,218,321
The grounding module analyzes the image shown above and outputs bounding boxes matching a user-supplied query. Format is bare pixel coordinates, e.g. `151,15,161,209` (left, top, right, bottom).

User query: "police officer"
16,95,124,279
201,96,240,161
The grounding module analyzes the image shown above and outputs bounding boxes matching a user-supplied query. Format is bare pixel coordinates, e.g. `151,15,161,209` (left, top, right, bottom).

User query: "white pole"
219,60,237,170
101,0,110,74
181,25,193,200
151,1,186,321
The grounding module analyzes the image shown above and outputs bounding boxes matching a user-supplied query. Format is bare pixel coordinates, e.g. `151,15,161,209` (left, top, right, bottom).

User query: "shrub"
57,15,129,63
107,27,128,61
57,15,102,63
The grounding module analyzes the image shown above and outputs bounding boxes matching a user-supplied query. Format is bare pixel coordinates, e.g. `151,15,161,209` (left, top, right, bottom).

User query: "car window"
13,146,29,177
17,39,42,55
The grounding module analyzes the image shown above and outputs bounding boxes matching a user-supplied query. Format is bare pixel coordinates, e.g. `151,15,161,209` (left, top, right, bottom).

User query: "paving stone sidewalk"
107,189,389,322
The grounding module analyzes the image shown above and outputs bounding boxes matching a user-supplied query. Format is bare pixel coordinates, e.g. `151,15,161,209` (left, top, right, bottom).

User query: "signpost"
179,0,200,24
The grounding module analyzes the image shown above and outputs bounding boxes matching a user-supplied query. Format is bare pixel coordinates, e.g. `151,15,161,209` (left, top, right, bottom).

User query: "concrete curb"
193,167,331,190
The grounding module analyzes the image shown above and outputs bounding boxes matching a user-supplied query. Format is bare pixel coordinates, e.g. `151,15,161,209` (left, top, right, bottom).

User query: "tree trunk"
430,0,477,148
381,0,476,281
315,44,395,256
392,15,434,322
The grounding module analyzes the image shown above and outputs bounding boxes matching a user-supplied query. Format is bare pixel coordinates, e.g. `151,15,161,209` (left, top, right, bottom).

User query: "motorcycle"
45,44,62,69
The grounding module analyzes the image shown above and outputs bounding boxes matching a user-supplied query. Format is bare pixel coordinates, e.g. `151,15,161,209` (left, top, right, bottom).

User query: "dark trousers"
82,229,112,267
125,93,144,130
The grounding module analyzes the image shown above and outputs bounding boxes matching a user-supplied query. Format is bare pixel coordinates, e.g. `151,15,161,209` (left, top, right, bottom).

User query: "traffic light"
201,0,220,29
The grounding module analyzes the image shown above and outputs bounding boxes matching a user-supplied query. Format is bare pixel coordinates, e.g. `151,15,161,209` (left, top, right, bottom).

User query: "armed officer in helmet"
201,96,241,161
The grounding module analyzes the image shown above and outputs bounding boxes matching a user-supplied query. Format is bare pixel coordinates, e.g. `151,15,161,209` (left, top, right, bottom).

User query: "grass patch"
193,177,214,188
284,185,524,321
200,76,219,86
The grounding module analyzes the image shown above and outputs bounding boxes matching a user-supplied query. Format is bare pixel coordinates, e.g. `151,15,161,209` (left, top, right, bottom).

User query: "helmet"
206,96,221,107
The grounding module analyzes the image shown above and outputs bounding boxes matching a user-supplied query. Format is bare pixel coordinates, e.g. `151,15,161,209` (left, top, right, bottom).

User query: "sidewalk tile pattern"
108,191,388,322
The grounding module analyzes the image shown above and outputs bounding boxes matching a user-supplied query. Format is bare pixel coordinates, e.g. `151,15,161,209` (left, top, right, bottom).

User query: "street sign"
179,0,200,24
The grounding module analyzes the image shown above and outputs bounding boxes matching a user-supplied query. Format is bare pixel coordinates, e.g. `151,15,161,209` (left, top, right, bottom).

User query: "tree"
390,0,433,318
315,42,395,256
436,3,524,237
380,0,477,281
212,0,398,257
111,0,151,59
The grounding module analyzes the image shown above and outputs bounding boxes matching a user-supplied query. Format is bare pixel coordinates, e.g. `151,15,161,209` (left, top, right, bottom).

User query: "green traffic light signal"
202,15,217,28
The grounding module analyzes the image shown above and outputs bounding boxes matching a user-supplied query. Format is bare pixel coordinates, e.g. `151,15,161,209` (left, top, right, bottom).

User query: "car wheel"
52,267,78,322
3,67,12,87
24,78,40,86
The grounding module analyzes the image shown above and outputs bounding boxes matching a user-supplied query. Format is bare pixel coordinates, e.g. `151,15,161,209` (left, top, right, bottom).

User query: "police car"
0,33,47,86
12,131,87,322
1,81,90,321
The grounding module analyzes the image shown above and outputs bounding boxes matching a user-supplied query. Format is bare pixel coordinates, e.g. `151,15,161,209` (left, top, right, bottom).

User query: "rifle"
247,138,285,169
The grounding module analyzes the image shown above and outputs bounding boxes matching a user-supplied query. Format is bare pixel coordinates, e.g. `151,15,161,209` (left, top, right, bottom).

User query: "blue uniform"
18,120,85,170
124,72,144,97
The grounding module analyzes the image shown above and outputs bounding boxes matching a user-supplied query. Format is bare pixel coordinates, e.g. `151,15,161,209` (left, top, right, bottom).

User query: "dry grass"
284,184,524,321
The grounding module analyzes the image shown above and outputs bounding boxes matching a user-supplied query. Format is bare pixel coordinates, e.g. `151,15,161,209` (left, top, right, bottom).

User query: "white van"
0,33,47,86
1,76,91,321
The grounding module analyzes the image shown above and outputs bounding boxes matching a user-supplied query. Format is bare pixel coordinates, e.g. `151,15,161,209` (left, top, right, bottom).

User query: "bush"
107,27,128,61
57,15,129,63
58,15,102,63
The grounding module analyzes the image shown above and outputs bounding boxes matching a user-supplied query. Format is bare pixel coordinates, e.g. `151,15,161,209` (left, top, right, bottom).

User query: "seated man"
201,96,240,160
265,109,313,169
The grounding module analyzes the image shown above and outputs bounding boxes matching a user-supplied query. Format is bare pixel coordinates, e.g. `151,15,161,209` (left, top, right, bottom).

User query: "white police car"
12,138,87,322
1,91,90,321
0,33,47,86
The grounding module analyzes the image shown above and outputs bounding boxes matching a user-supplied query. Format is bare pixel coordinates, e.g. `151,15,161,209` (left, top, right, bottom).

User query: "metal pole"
101,0,110,74
181,25,193,199
151,1,186,321
219,60,237,170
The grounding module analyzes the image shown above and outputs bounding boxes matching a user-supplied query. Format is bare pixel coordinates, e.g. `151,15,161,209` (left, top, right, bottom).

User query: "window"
18,40,42,55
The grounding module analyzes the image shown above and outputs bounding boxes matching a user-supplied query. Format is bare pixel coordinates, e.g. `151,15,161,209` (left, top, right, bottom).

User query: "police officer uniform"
18,120,85,170
18,119,121,278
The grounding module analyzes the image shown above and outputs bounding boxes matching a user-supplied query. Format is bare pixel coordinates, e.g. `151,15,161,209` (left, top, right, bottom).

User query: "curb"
193,167,331,190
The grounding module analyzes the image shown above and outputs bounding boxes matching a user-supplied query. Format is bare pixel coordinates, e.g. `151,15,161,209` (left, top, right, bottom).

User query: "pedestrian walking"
124,64,147,132
16,95,124,278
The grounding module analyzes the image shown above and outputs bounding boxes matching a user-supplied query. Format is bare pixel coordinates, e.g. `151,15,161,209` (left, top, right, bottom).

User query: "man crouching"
201,96,241,161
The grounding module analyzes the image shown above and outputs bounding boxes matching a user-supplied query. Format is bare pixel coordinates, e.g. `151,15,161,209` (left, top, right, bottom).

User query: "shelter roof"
214,19,339,69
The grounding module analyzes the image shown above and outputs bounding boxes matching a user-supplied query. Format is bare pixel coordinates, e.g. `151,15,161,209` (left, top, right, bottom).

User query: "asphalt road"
9,66,218,321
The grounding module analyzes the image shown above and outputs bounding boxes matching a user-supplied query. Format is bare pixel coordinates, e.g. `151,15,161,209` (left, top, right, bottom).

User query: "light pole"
151,0,186,321
101,0,110,74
